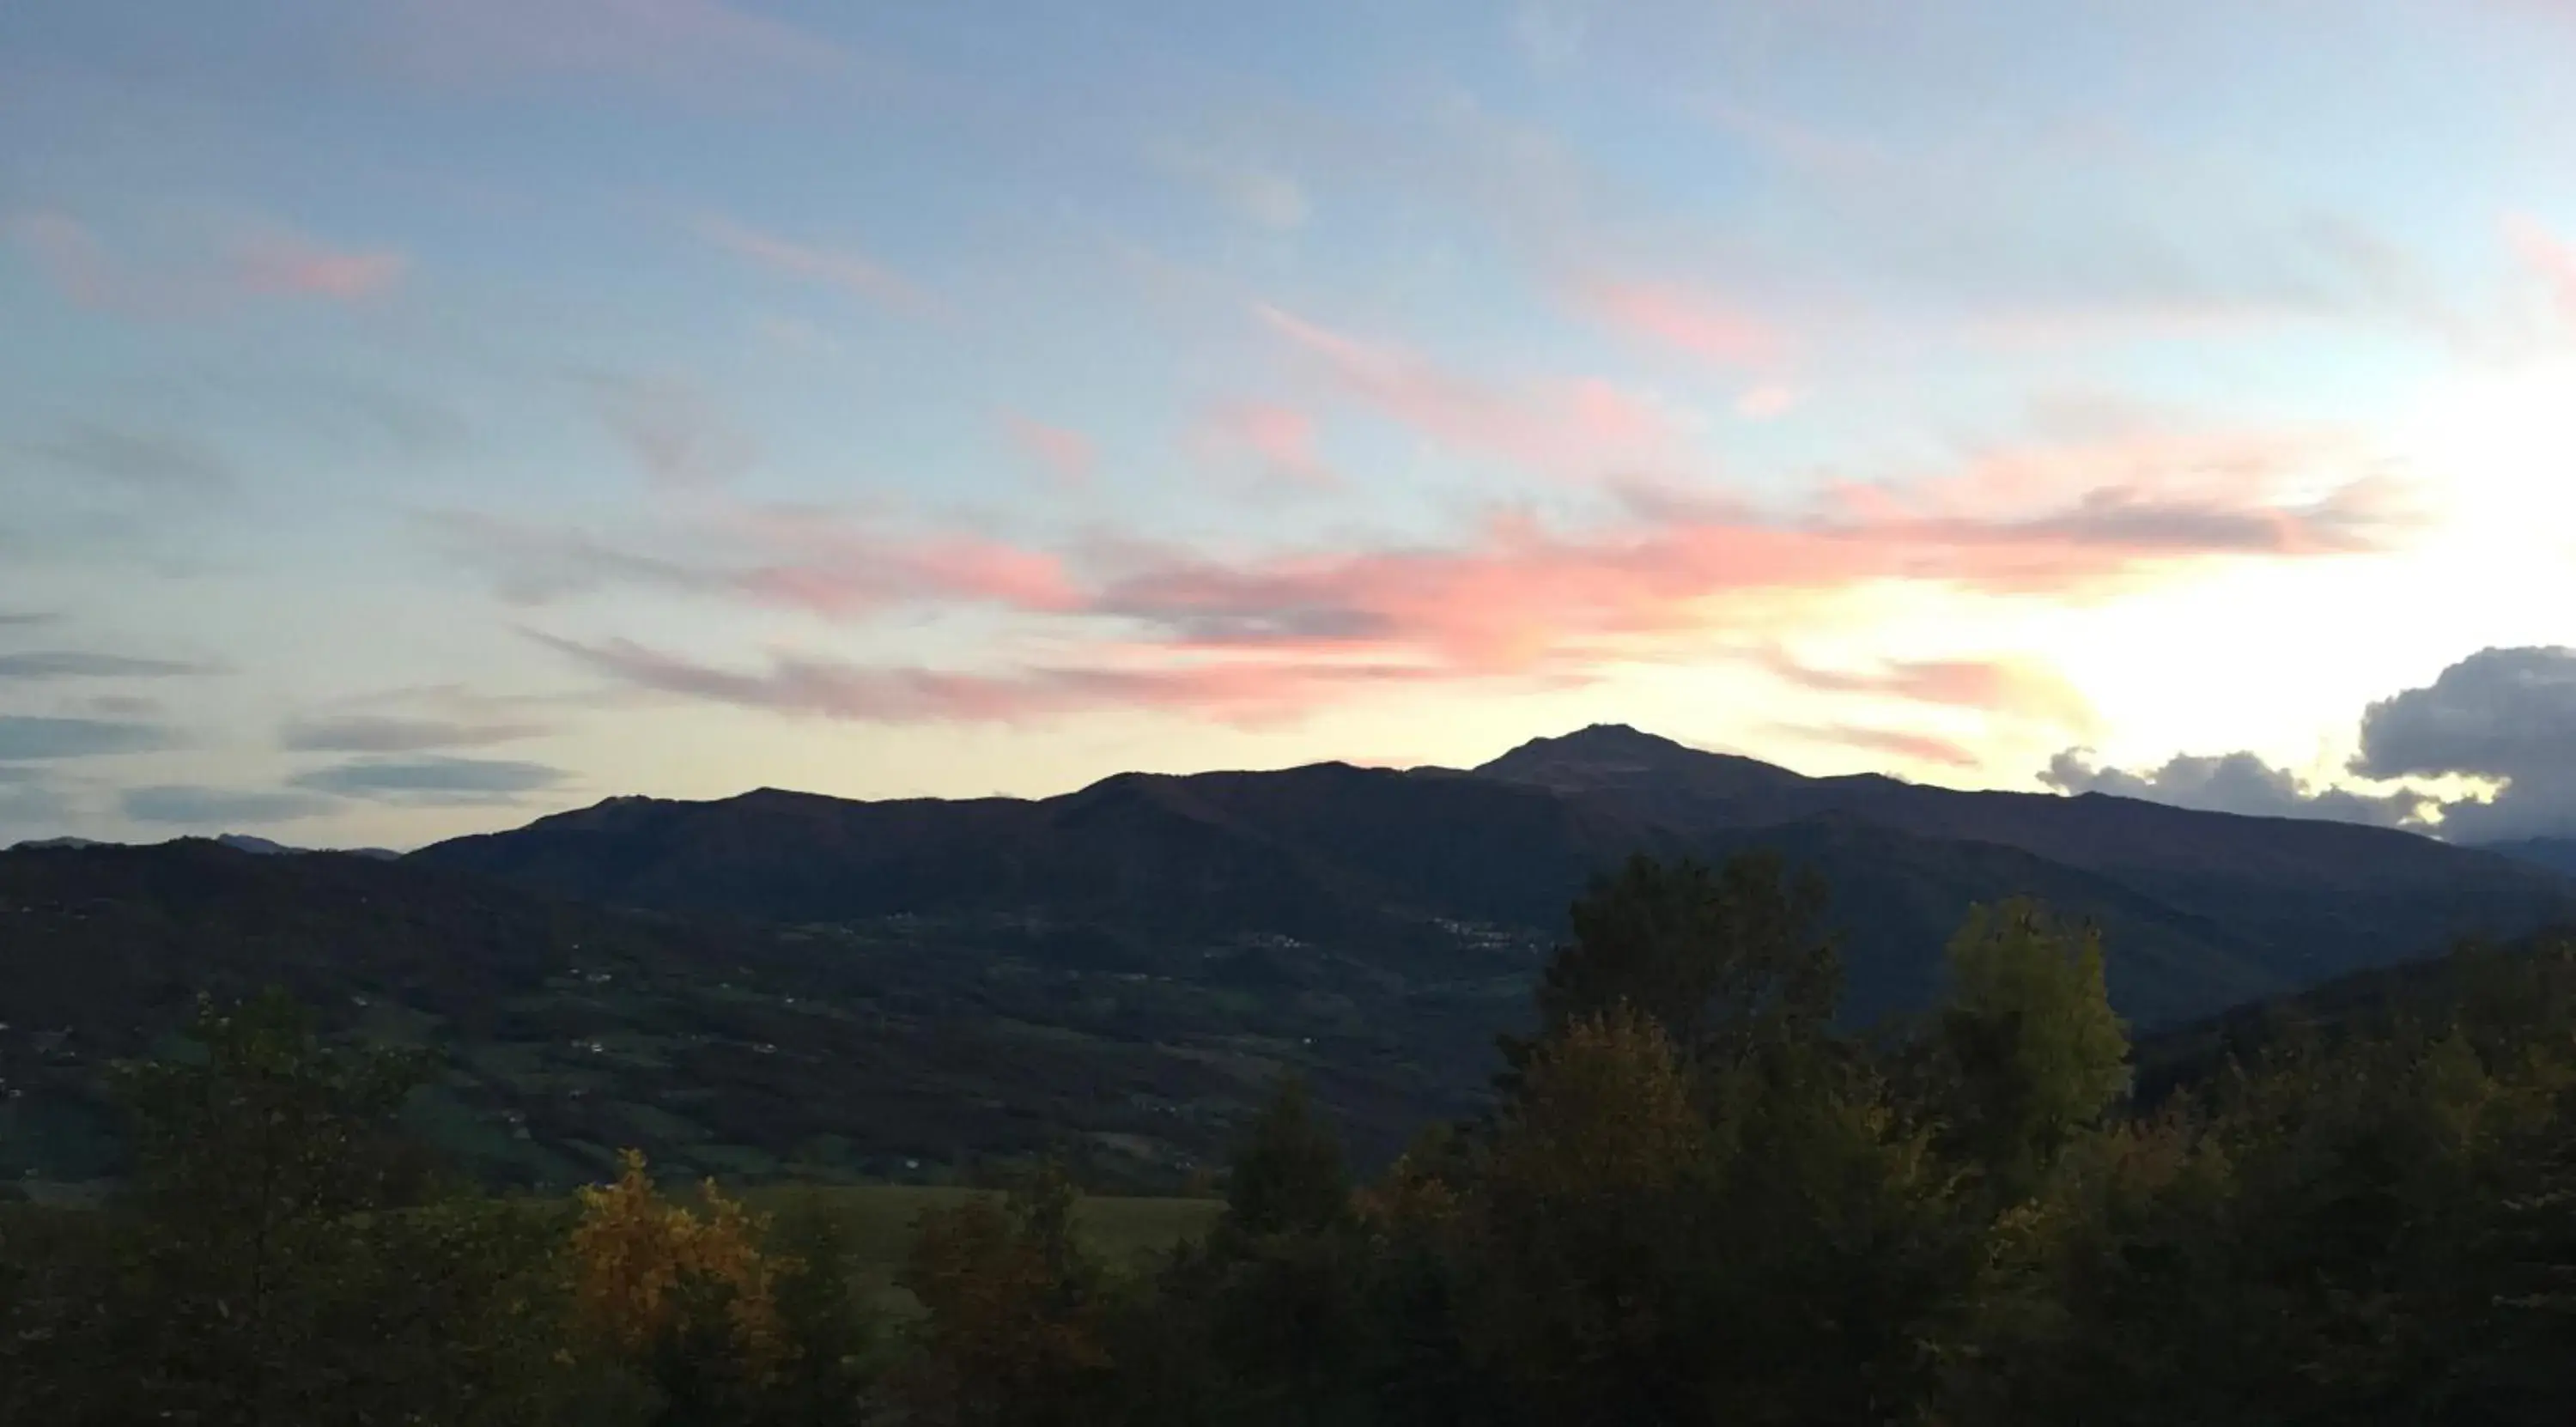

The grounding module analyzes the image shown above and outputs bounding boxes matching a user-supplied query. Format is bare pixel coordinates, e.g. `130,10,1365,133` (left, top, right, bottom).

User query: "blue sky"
9,0,2576,849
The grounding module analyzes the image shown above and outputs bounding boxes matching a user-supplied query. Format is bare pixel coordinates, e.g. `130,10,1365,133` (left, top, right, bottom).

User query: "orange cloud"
1004,414,1097,487
1256,303,1695,479
1576,280,1783,368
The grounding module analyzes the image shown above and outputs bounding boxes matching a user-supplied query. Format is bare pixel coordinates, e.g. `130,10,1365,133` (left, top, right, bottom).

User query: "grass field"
743,1183,1224,1313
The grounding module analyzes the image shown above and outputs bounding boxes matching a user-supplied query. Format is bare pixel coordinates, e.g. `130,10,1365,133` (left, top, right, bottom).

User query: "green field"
741,1184,1224,1312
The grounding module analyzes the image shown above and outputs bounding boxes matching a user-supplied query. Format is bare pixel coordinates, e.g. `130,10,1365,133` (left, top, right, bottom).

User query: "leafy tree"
896,1161,1112,1427
1222,1075,1351,1240
1510,852,1838,1088
29,989,565,1426
566,1148,792,1421
1935,899,2131,1199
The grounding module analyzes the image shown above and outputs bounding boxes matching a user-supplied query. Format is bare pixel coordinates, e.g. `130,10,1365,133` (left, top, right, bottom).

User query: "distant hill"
2475,836,2576,878
417,724,2576,1029
0,839,1485,1191
16,726,2572,1193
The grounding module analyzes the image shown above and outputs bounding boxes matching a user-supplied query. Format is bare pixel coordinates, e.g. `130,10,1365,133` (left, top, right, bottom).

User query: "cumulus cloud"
121,785,337,826
2348,646,2576,841
289,755,567,802
0,715,169,761
2040,747,2432,828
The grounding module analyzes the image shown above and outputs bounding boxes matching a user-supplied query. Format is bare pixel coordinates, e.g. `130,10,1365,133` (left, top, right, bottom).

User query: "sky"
9,0,2576,851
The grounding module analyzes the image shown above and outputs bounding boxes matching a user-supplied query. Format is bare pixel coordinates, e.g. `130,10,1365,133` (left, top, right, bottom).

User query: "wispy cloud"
537,634,1442,727
289,754,567,803
122,786,337,826
0,715,168,760
1258,303,1698,480
1194,402,1338,489
0,651,217,681
25,422,237,490
426,504,1082,617
228,226,408,300
1151,144,1311,230
1759,650,2097,730
490,412,2415,725
281,714,549,754
382,0,846,88
1575,280,1783,368
4,211,407,316
1003,414,1097,487
1775,723,1982,768
586,373,756,487
695,215,930,313
2505,213,2576,326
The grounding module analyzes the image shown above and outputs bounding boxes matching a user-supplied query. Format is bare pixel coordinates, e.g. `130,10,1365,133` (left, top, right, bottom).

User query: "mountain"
2476,836,2576,878
0,839,1489,1191
1478,726,2576,1012
417,726,2576,1029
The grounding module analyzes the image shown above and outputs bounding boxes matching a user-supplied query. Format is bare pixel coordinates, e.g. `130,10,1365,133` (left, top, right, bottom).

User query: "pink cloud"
427,504,1082,617
536,634,1438,727
1777,723,1983,768
1736,384,1801,420
1256,303,1695,479
1577,281,1783,368
1197,402,1338,489
1759,650,2097,731
230,230,407,300
6,211,409,314
1004,414,1097,487
696,215,929,313
2505,213,2576,325
492,416,2419,726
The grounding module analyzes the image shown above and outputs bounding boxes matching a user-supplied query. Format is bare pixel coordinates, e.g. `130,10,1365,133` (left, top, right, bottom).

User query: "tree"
565,1148,791,1421
1935,899,2131,1199
1510,852,1839,1087
64,988,559,1426
895,1161,1112,1427
1222,1076,1350,1241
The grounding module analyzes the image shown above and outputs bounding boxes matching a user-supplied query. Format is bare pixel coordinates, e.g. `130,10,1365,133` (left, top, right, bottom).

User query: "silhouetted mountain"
2476,836,2576,878
417,725,2576,1029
